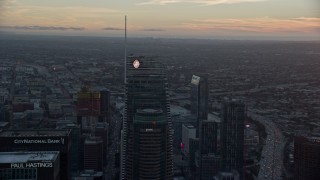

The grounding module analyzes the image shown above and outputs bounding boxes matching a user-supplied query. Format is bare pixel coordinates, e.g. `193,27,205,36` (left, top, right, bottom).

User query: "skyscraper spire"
124,15,127,84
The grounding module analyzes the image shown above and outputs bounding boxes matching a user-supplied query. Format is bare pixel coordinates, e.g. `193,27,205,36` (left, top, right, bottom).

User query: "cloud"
0,2,120,28
0,0,16,8
141,28,166,31
179,17,320,33
0,25,85,31
102,27,124,30
137,0,266,6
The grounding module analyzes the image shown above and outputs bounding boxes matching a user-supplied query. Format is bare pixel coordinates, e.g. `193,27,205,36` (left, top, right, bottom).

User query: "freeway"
248,110,285,180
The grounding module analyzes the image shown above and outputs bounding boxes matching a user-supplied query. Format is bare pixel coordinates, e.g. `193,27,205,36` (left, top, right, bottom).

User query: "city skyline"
0,33,319,179
1,0,319,40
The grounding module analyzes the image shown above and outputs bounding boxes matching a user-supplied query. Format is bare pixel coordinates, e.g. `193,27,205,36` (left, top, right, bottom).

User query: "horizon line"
1,31,319,42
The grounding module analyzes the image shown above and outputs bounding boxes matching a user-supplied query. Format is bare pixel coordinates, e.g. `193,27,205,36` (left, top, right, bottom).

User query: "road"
248,110,285,180
105,112,122,179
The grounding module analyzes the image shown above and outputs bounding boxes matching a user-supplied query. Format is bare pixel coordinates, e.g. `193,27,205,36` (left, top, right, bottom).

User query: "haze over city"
1,0,319,40
0,0,320,180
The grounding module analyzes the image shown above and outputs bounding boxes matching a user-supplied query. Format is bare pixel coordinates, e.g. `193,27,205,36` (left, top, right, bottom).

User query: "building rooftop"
0,129,71,137
182,124,195,129
84,136,103,144
306,136,320,143
170,105,190,117
137,108,163,115
73,170,103,178
207,113,221,122
0,151,59,163
0,122,9,128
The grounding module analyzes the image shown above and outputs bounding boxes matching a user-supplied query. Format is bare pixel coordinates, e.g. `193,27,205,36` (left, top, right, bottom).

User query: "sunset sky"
0,0,319,40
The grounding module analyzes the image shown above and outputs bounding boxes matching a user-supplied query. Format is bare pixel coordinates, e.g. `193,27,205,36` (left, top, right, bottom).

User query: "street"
105,112,122,179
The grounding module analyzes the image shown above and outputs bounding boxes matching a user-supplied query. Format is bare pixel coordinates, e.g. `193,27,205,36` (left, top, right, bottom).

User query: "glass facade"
221,98,245,179
294,136,320,180
121,57,173,180
190,75,208,138
0,168,37,180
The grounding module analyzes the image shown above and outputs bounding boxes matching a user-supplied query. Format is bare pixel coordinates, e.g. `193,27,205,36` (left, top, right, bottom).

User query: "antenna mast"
124,15,127,84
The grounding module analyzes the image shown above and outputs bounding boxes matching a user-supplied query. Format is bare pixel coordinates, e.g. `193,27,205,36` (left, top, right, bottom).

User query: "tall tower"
190,75,208,138
121,56,173,180
199,114,222,180
294,136,320,180
221,98,245,179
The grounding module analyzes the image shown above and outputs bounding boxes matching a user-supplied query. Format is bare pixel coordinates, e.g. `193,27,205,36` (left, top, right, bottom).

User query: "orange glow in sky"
0,0,319,40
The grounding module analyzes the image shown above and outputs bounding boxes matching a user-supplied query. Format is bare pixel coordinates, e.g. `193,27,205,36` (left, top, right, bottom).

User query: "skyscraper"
84,136,104,171
189,137,199,171
200,114,220,155
190,75,208,137
190,74,210,179
214,170,240,180
0,151,60,180
0,129,72,180
294,136,320,180
56,122,81,173
181,124,196,159
221,98,245,179
121,56,173,180
199,114,222,180
100,89,111,123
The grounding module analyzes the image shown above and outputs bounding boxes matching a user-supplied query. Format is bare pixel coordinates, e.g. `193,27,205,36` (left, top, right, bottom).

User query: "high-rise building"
199,114,221,179
200,114,221,155
56,122,81,173
221,98,245,179
121,56,173,180
189,137,199,170
201,154,221,180
0,129,72,180
73,170,104,180
214,170,240,180
84,136,104,171
294,136,320,180
132,109,169,178
100,89,111,123
0,151,60,180
94,122,108,165
0,103,6,122
190,75,208,138
77,87,101,117
181,124,196,159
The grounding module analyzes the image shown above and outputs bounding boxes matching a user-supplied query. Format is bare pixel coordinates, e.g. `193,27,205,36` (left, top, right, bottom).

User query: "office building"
0,151,60,180
132,109,170,179
94,122,108,165
189,137,199,170
221,98,245,179
181,124,196,159
121,56,173,179
57,122,81,173
190,75,208,137
0,122,10,130
199,114,221,179
72,170,103,180
77,87,101,117
0,129,72,180
294,136,320,180
100,89,111,123
214,170,240,180
0,104,9,122
200,114,221,155
201,154,221,180
84,136,104,171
